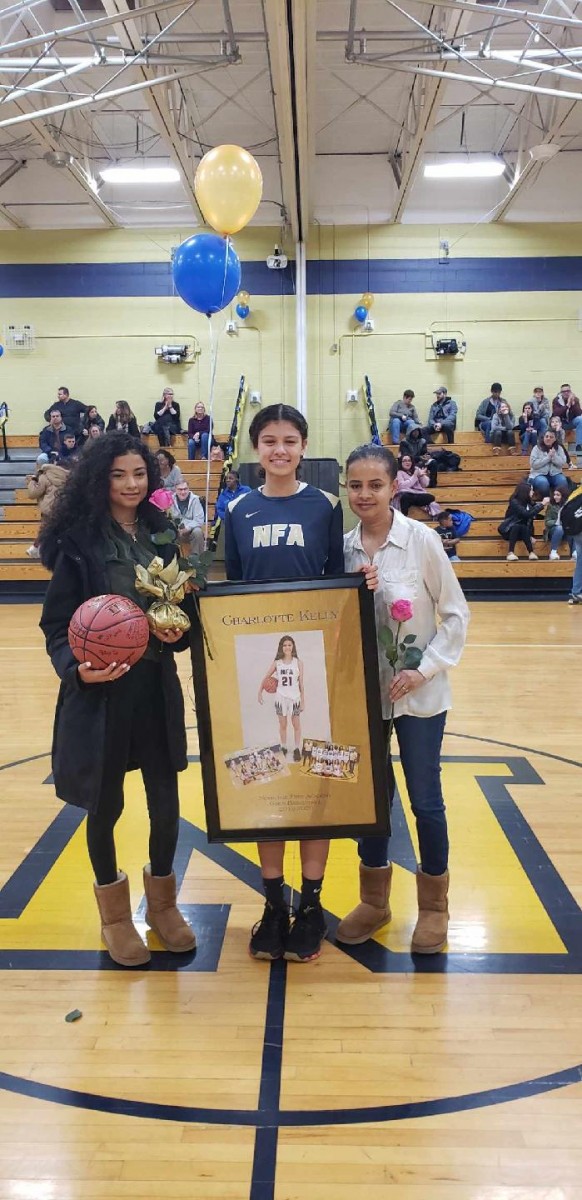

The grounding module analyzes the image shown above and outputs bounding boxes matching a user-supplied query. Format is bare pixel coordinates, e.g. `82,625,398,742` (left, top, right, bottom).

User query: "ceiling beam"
290,0,316,238
100,0,203,222
494,97,576,218
263,0,300,242
0,158,27,227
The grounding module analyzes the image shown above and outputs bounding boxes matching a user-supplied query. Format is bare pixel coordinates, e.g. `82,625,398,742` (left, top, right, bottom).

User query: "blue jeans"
478,418,492,443
390,416,415,444
572,534,582,596
520,430,538,453
359,711,449,877
188,432,209,459
529,472,568,497
564,415,582,450
550,523,574,554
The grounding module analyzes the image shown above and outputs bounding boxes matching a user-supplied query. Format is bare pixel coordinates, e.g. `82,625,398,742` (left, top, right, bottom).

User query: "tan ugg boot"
143,866,196,953
94,872,151,967
411,869,449,954
336,864,393,945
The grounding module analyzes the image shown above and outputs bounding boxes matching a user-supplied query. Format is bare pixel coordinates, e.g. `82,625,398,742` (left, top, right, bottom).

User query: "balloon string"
205,314,220,539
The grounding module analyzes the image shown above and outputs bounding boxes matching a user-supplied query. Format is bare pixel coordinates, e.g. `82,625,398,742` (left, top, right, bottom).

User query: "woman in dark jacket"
499,479,550,560
39,432,196,968
106,400,140,438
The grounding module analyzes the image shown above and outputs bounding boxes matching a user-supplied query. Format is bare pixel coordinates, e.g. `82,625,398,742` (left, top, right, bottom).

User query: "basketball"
68,594,150,670
263,675,278,694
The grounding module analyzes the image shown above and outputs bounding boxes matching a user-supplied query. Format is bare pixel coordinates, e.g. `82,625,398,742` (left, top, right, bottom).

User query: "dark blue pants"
359,711,448,876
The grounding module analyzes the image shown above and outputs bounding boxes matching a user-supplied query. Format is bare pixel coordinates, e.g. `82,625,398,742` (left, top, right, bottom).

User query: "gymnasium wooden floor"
1,600,582,1200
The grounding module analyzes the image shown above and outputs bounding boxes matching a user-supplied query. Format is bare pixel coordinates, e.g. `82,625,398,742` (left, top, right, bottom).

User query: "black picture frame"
189,574,391,843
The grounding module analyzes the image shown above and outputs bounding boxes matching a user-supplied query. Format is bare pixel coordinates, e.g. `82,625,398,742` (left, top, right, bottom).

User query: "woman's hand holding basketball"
153,627,183,644
78,661,130,684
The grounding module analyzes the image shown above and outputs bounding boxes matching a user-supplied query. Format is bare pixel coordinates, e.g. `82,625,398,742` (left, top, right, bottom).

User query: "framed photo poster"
190,575,391,843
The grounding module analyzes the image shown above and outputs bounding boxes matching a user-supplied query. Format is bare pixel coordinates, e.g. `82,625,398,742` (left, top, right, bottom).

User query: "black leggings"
507,523,534,554
87,660,180,885
400,491,435,516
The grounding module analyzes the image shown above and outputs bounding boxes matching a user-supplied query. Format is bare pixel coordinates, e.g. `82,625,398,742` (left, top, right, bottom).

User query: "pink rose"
390,598,413,623
149,488,175,512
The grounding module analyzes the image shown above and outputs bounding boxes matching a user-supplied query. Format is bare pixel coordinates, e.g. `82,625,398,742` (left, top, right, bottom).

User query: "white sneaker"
549,550,559,561
573,549,578,559
26,545,40,559
529,552,539,560
506,552,518,561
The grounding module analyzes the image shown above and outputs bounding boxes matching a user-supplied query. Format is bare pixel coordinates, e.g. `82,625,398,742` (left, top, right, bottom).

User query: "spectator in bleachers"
529,429,569,496
156,448,183,490
474,383,503,442
37,409,71,464
549,414,576,468
424,387,457,444
214,469,251,522
43,386,88,435
552,384,582,459
82,405,105,437
187,402,211,460
530,386,550,433
59,432,81,466
402,427,461,484
490,402,517,454
434,510,462,561
152,388,181,447
394,453,440,517
87,423,103,441
25,461,69,558
545,483,576,561
106,401,140,438
388,390,421,445
171,480,206,556
499,480,550,561
518,403,541,455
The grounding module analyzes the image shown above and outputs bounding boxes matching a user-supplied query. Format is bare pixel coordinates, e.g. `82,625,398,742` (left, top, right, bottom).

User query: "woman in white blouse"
337,443,469,955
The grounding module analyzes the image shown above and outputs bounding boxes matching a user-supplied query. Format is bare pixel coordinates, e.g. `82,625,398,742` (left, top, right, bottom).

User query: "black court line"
249,961,287,1200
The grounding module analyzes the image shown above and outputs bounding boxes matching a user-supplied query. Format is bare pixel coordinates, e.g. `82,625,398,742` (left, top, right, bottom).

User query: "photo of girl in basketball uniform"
258,636,304,762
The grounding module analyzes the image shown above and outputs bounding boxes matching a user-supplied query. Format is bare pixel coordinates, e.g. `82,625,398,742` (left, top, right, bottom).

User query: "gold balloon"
238,290,251,304
362,292,374,309
195,145,263,236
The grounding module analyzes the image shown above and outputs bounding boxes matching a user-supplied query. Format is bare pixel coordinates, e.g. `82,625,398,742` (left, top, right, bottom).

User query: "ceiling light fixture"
424,160,505,179
100,166,180,184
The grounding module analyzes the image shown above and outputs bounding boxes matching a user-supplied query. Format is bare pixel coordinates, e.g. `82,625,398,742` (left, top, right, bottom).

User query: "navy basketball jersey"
224,482,344,581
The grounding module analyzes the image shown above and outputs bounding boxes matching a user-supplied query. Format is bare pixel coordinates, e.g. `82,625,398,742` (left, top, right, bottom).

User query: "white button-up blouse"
344,509,470,719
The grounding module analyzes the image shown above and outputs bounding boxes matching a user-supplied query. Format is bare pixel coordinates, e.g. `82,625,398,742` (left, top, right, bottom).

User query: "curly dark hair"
39,432,163,569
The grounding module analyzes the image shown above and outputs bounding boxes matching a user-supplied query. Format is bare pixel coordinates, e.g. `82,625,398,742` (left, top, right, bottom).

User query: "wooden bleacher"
0,430,579,594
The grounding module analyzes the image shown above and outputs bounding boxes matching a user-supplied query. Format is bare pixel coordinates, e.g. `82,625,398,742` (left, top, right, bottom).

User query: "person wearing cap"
424,387,457,444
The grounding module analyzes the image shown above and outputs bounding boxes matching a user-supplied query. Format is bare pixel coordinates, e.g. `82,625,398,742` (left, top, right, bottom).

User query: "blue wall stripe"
1,255,582,297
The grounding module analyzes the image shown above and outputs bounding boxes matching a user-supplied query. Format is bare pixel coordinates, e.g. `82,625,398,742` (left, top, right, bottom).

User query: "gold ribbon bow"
134,556,193,633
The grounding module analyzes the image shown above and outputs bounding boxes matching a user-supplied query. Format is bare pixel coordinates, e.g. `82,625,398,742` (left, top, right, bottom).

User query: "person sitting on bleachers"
214,469,251,522
401,427,460,486
393,453,440,517
187,402,212,460
518,403,542,455
37,409,71,464
530,386,550,433
474,383,503,442
59,431,81,466
171,479,206,556
490,402,517,454
106,401,140,437
387,390,421,445
25,461,70,558
157,448,183,490
152,388,181,447
87,422,103,441
529,429,569,496
499,480,550,561
549,414,576,468
552,384,582,460
43,386,88,435
81,405,105,437
423,387,457,444
545,483,576,561
434,510,462,562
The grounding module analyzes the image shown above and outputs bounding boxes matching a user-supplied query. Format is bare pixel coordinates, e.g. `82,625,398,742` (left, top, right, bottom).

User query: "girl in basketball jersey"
39,432,196,969
258,636,304,762
224,404,348,964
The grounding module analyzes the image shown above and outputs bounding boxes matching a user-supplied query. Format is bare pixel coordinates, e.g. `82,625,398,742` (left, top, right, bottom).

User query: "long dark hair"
249,404,308,447
157,448,176,468
275,635,298,660
39,432,162,569
511,479,534,506
345,443,397,480
114,400,134,423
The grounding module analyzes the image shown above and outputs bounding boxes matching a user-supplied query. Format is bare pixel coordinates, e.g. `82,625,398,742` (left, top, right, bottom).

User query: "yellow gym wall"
1,222,582,462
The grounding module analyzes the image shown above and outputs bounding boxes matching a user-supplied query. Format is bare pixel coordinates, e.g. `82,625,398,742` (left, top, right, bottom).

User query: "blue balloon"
172,233,241,316
354,305,368,323
236,303,250,320
0,345,4,357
